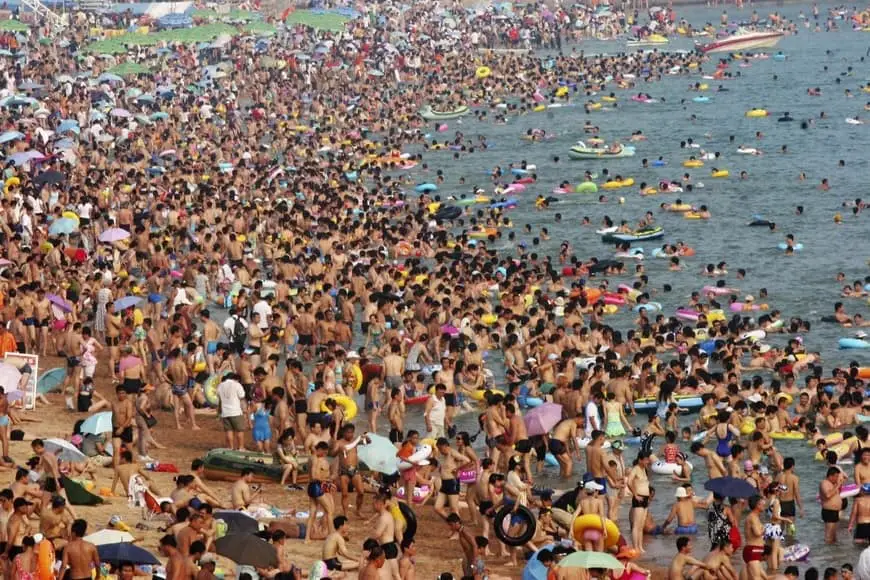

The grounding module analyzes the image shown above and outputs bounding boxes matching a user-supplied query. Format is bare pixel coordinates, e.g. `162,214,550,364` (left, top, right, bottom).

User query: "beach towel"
61,476,104,506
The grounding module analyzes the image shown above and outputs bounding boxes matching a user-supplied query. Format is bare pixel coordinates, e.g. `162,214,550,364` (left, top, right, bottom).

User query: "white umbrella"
84,530,135,545
43,438,87,463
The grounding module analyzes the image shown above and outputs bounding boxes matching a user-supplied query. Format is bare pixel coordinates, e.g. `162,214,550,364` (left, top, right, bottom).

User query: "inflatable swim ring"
321,394,358,421
572,515,620,548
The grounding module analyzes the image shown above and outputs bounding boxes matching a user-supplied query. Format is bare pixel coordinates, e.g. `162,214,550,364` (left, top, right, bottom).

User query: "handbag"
139,408,157,428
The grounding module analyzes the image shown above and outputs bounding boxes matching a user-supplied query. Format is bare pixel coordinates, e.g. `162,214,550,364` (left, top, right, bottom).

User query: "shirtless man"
40,496,72,553
627,451,652,553
434,358,458,425
820,466,845,544
742,496,766,580
332,424,368,517
177,513,205,556
382,344,405,394
398,538,416,580
585,430,619,516
230,469,263,511
434,438,474,520
446,513,476,579
849,484,870,544
295,304,316,361
373,492,401,580
322,515,359,573
856,449,870,487
777,457,804,522
160,535,188,580
105,304,122,381
662,486,700,535
668,536,713,580
111,450,160,497
61,519,101,580
359,546,386,580
703,541,738,580
111,386,134,468
505,403,532,479
4,497,33,562
305,441,335,544
690,442,727,479
550,415,583,478
484,395,508,471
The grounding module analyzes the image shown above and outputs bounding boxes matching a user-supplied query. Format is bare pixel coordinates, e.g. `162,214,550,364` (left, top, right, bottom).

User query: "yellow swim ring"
322,394,358,421
572,515,620,548
475,66,492,79
711,170,729,178
683,160,704,168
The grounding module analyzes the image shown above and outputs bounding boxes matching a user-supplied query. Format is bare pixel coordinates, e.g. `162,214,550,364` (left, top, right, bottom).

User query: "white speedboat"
698,29,784,54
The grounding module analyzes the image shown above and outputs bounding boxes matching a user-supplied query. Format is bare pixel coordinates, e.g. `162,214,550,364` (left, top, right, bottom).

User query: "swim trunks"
675,524,699,535
822,508,840,523
631,496,649,508
441,478,460,496
548,439,567,456
742,545,765,563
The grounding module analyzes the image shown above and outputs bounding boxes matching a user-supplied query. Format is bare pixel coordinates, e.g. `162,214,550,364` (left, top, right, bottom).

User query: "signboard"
4,353,39,410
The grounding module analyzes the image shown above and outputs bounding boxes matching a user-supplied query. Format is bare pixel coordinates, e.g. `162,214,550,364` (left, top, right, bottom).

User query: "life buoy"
346,364,363,393
321,394,358,421
37,539,55,580
396,241,413,257
493,505,536,547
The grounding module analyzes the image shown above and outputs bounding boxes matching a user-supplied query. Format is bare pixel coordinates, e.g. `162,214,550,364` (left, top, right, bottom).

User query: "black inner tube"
493,504,537,547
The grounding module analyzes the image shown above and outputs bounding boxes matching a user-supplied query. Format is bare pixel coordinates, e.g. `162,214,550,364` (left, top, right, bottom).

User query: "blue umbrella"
9,151,45,166
57,120,80,134
37,367,66,394
89,110,106,122
49,218,78,236
355,433,399,475
150,112,169,121
17,81,43,91
523,544,556,580
54,138,75,150
80,411,113,435
113,296,142,311
0,130,24,144
97,73,124,84
704,476,759,498
97,543,159,566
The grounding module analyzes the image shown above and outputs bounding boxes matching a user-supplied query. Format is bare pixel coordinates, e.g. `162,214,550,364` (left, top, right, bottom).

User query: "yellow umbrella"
62,210,79,223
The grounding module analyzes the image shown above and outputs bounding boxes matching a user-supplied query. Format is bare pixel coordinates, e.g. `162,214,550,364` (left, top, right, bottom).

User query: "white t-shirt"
216,378,245,418
585,401,602,435
252,300,272,329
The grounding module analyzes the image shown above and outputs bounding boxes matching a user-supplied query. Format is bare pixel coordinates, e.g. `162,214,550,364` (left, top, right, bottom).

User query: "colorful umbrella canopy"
43,438,87,463
80,412,113,435
48,218,78,236
98,228,130,243
524,403,563,437
559,551,622,570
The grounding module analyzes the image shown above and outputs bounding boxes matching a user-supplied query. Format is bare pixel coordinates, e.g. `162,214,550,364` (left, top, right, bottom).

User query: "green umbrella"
244,21,276,36
0,19,29,32
285,10,349,32
191,8,219,20
558,552,623,570
106,62,152,76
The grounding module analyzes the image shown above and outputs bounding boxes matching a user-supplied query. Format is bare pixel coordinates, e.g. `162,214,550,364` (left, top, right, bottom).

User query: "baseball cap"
584,481,604,492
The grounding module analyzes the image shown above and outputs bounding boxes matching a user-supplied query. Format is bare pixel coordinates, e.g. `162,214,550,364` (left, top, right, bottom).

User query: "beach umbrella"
704,476,759,498
0,20,28,32
113,296,142,311
355,433,400,475
56,74,75,84
215,534,278,568
89,110,106,122
106,62,152,77
43,438,87,463
90,91,111,103
0,131,24,144
37,367,66,394
1,95,38,107
524,403,563,437
80,412,113,435
0,363,22,392
48,218,78,236
98,228,130,243
523,544,557,580
110,108,132,118
97,543,159,566
214,510,259,535
559,551,622,570
97,73,124,84
46,293,73,313
135,94,155,104
9,151,45,166
149,112,169,121
18,81,43,91
36,170,66,186
84,530,135,546
57,120,80,135
55,138,76,151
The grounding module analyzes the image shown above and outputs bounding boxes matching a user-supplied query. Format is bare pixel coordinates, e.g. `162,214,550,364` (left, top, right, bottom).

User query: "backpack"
232,316,246,343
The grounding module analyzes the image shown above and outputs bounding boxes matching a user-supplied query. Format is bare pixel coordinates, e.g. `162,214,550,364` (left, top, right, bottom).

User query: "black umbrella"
704,476,759,499
214,510,260,535
97,543,160,566
34,170,65,186
215,534,278,568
